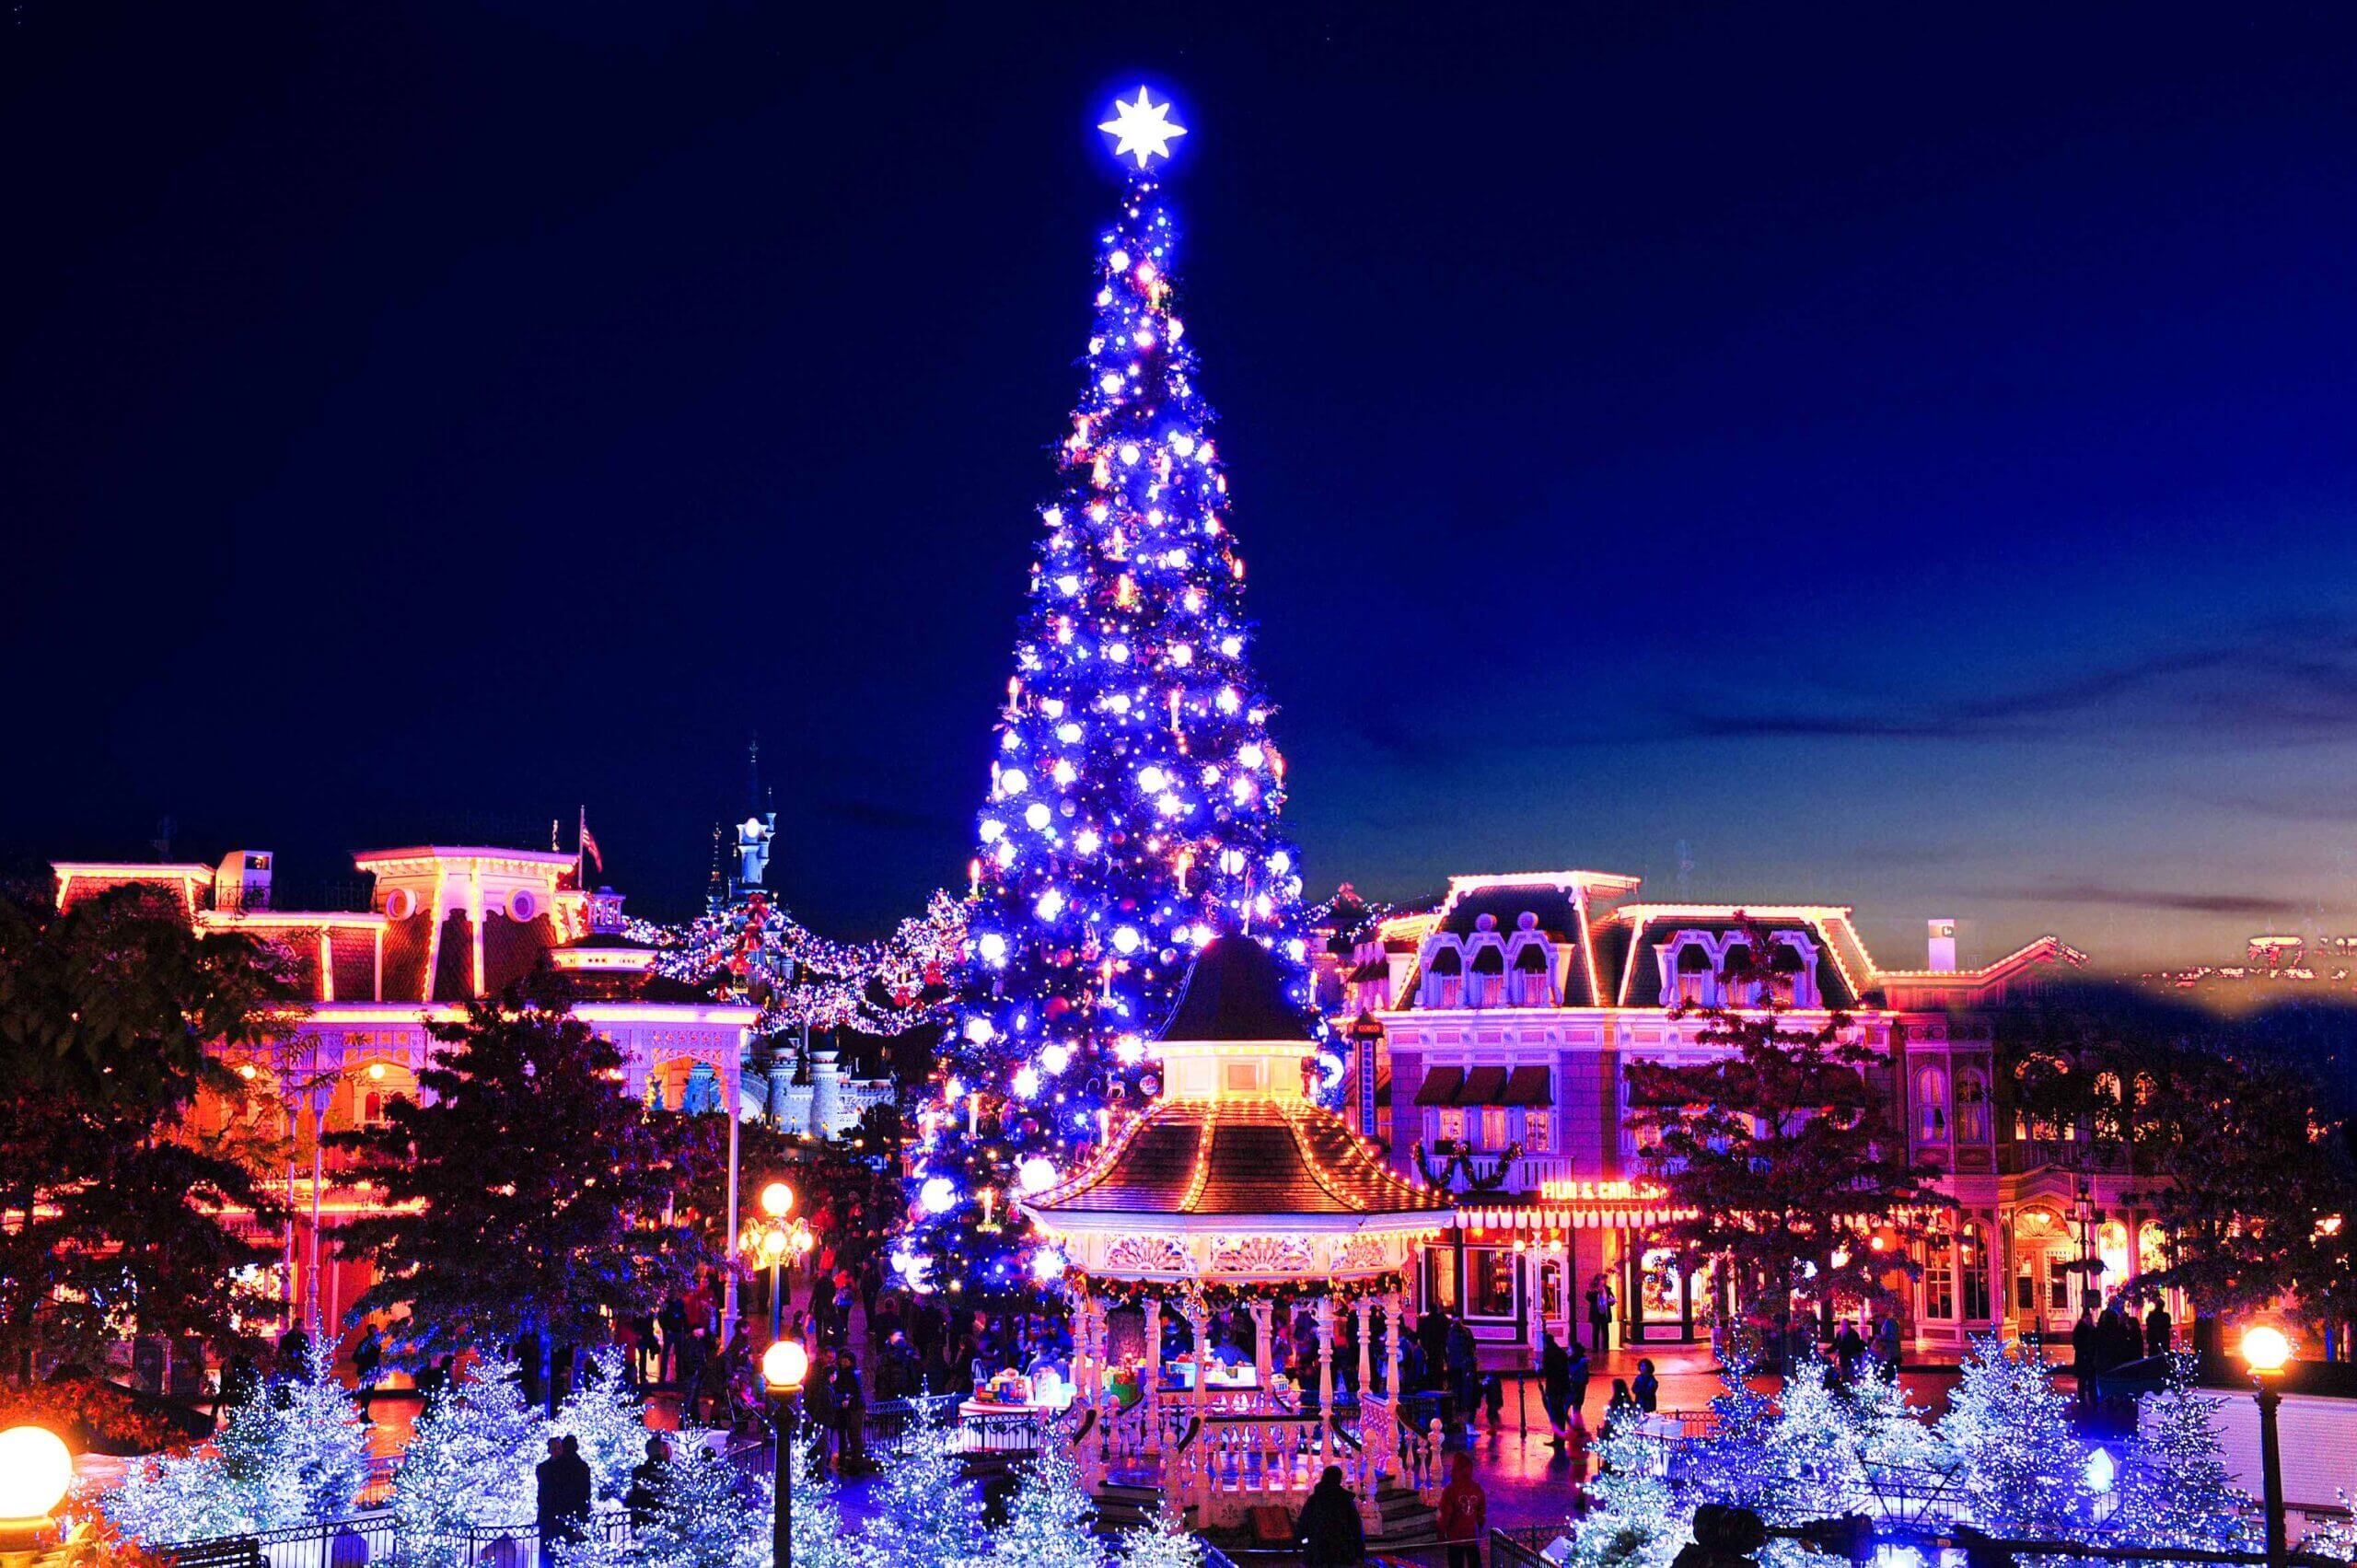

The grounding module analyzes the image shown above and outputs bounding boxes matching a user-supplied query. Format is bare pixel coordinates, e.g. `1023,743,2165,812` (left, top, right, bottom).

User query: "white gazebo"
1021,935,1457,1533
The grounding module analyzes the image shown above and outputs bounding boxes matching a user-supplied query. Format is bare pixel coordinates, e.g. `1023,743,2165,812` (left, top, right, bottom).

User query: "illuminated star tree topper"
1098,87,1187,170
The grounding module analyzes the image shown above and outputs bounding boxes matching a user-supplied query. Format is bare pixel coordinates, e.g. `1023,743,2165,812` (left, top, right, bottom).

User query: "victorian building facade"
52,843,761,1341
1321,869,2131,1360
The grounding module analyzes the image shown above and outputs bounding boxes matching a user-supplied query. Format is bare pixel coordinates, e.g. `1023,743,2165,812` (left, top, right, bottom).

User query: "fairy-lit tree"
905,88,1314,1292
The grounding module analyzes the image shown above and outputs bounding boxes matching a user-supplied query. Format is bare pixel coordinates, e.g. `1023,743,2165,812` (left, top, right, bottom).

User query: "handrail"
1175,1416,1203,1453
1068,1408,1098,1445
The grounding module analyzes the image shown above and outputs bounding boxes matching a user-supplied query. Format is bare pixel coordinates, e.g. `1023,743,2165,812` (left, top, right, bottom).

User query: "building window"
1956,1073,1990,1143
1961,1224,1991,1320
1923,1238,1956,1320
1466,1248,1518,1318
1469,947,1506,1008
1437,1107,1465,1143
1916,1066,1949,1143
1480,1107,1509,1150
1524,1111,1551,1153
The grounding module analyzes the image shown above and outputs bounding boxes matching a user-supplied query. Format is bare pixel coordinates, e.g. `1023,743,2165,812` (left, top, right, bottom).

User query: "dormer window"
1469,943,1505,1008
1511,940,1553,1006
1673,942,1712,1006
1424,944,1463,1008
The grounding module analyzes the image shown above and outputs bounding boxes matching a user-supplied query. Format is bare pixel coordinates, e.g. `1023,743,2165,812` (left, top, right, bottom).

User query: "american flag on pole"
578,807,603,874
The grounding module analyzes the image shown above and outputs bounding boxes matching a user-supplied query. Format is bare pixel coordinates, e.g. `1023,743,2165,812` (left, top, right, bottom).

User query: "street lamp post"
761,1340,809,1568
749,1181,798,1342
0,1425,75,1567
2243,1325,2293,1568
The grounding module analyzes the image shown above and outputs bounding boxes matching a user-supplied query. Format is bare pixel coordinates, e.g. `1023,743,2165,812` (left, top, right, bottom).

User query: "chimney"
1927,919,1958,973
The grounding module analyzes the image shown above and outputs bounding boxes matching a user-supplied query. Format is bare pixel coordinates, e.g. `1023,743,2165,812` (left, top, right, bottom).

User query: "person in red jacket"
1439,1450,1488,1567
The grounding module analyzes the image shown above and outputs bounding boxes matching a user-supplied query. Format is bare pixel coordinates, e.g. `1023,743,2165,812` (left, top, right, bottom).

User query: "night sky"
8,4,2357,970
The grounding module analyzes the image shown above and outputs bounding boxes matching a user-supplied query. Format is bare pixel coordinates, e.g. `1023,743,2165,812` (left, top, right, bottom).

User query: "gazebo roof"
1026,1098,1448,1220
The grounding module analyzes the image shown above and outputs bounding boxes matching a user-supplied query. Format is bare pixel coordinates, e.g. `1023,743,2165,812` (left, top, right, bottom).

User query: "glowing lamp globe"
759,1180,795,1220
1017,1156,1057,1194
2242,1324,2294,1376
759,1227,789,1261
761,1339,808,1393
0,1425,73,1523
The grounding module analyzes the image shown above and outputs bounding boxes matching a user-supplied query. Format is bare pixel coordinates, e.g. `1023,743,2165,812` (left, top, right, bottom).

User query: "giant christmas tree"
902,88,1312,1291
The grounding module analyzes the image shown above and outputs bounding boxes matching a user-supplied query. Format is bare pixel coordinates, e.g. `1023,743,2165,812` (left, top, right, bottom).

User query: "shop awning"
1413,1065,1464,1106
1454,1065,1509,1105
1501,1066,1552,1106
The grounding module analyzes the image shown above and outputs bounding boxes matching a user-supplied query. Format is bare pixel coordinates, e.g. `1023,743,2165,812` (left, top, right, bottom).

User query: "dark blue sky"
8,4,2357,970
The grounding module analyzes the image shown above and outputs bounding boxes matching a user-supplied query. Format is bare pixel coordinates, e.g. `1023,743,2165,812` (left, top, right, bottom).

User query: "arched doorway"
2011,1207,2075,1340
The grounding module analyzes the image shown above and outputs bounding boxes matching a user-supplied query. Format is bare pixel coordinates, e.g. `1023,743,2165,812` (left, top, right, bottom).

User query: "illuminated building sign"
1537,1179,1666,1203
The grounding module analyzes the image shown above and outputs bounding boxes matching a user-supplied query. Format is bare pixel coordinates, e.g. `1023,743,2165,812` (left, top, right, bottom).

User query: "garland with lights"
654,889,965,1036
900,87,1318,1297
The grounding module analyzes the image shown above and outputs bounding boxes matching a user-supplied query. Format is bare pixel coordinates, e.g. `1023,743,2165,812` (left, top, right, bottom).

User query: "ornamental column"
1248,1300,1275,1406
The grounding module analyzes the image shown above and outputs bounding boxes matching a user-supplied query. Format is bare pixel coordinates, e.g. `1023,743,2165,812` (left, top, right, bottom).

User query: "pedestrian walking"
1297,1464,1365,1565
1632,1359,1658,1414
1540,1330,1574,1446
625,1435,669,1534
1438,1451,1488,1568
351,1323,382,1415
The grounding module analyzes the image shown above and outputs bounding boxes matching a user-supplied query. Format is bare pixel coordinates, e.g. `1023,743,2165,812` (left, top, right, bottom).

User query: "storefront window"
1923,1238,1955,1319
1638,1247,1684,1325
1961,1224,1991,1320
1466,1248,1517,1318
1425,1249,1457,1313
1540,1258,1565,1321
2098,1220,2131,1291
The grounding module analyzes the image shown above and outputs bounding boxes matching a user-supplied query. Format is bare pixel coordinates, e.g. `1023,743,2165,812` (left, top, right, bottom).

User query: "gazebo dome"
1155,934,1316,1043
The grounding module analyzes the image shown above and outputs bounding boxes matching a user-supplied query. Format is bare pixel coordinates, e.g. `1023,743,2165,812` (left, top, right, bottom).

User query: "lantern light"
761,1339,808,1392
2242,1325,2294,1376
0,1425,73,1525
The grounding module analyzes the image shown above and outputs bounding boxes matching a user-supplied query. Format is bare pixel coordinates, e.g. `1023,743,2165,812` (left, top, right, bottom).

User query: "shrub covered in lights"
905,88,1315,1292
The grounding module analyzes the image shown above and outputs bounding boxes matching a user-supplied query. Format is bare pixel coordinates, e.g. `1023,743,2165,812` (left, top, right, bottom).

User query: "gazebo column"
1383,1288,1403,1395
1073,1286,1097,1411
1186,1294,1213,1516
1314,1295,1336,1463
1353,1296,1375,1400
1144,1295,1165,1434
1248,1299,1275,1408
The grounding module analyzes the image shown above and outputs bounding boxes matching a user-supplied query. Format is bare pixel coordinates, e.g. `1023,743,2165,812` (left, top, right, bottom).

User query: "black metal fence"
157,1509,633,1568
